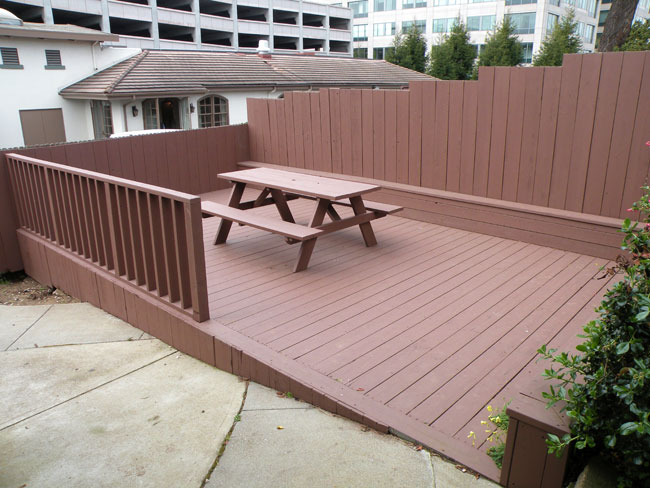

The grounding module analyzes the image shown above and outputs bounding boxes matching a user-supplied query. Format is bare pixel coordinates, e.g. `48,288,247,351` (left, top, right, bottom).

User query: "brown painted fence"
0,125,249,273
247,51,650,220
5,153,210,321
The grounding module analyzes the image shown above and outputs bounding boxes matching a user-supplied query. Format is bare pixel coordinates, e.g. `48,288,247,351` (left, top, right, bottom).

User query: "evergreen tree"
385,24,427,73
533,9,582,66
619,18,650,51
476,17,523,69
428,19,476,80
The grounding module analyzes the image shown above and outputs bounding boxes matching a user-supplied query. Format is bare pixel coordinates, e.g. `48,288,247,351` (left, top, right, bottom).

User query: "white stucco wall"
0,36,139,149
109,89,286,135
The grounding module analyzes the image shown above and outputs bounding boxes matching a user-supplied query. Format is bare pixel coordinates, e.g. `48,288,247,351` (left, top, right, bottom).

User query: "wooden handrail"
5,153,210,322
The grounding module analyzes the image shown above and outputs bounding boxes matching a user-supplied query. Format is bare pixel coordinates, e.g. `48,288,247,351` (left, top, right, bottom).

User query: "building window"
598,10,608,26
467,15,496,31
353,24,368,40
349,0,368,18
403,0,427,8
549,0,560,5
433,0,460,5
143,99,159,130
547,13,559,32
432,17,456,33
44,49,65,69
470,0,495,3
505,0,536,5
374,0,396,10
0,47,22,69
373,22,396,36
402,19,426,33
373,46,394,59
198,95,229,128
90,101,113,139
576,21,595,43
506,13,536,34
354,47,368,58
521,42,534,63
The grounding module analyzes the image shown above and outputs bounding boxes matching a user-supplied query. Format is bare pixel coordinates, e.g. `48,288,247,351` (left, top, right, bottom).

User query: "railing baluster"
115,186,135,281
148,195,168,298
61,172,80,252
70,174,88,258
127,189,145,286
183,198,209,321
20,161,40,234
43,167,62,244
80,177,99,263
160,197,180,304
74,176,92,260
34,166,54,240
6,159,27,228
137,191,156,291
172,200,191,309
96,181,113,270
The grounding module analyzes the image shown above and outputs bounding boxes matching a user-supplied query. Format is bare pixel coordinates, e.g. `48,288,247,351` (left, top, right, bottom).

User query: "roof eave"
0,25,119,42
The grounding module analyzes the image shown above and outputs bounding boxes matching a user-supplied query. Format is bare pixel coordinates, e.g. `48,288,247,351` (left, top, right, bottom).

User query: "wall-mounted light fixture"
132,105,138,117
190,103,195,113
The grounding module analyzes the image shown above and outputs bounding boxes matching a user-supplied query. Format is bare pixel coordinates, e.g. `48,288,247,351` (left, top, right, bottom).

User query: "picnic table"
201,167,402,272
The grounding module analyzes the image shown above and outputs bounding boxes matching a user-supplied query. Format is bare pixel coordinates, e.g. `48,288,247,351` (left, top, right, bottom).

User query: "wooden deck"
201,188,617,480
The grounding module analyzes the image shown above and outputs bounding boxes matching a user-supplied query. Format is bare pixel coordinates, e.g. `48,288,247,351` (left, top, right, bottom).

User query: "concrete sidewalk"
0,303,499,488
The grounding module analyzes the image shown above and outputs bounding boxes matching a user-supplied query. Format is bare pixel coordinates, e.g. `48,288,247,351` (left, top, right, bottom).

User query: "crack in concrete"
201,379,249,488
0,350,177,431
4,305,52,351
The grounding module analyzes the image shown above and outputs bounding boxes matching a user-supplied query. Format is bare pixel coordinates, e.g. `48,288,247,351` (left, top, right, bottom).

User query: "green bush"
538,174,650,487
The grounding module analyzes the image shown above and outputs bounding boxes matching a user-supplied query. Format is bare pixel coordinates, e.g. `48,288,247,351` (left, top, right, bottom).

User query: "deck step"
201,201,323,241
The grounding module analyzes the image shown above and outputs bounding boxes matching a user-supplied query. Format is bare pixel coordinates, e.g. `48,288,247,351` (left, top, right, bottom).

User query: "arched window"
198,95,229,128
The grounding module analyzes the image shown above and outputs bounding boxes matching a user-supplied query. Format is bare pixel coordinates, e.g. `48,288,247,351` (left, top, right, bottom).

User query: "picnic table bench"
201,167,402,272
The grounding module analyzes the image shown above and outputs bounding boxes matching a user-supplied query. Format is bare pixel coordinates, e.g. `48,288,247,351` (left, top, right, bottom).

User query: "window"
467,15,495,31
576,21,595,43
0,47,22,69
354,47,368,58
433,0,460,5
198,95,229,128
90,101,113,139
403,0,427,8
573,0,597,15
549,0,560,5
521,42,534,63
472,43,487,55
402,19,426,33
374,22,396,36
143,99,158,130
349,0,368,18
353,24,368,40
547,13,558,32
470,0,495,3
374,0,396,10
432,17,456,33
505,0,536,5
506,13,536,34
373,46,394,59
45,49,65,69
598,10,608,26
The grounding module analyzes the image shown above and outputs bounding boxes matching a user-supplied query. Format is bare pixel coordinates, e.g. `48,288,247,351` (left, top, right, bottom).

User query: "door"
19,108,66,146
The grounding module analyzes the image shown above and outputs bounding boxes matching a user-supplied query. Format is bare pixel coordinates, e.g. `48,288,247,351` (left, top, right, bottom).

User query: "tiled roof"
60,50,434,98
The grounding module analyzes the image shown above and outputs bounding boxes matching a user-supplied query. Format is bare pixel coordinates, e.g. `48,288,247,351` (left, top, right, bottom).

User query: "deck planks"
201,190,614,480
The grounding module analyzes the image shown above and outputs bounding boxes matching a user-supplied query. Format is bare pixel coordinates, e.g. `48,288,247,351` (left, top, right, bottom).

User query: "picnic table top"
218,167,380,201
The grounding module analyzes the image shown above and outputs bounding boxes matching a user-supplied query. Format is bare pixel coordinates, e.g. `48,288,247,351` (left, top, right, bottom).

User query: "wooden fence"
5,153,210,322
0,125,249,273
246,52,650,220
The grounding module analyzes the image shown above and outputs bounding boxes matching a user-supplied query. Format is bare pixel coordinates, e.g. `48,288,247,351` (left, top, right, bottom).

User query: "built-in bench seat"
201,201,323,242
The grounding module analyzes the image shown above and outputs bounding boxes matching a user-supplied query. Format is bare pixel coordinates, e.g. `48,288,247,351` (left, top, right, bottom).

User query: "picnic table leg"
269,188,296,223
294,198,329,272
349,196,377,247
214,182,245,245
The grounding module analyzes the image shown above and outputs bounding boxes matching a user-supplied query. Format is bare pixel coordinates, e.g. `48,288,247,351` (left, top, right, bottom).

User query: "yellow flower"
481,420,488,425
487,405,493,412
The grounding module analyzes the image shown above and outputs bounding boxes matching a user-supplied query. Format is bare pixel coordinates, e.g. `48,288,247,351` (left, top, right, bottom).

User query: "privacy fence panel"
247,52,650,220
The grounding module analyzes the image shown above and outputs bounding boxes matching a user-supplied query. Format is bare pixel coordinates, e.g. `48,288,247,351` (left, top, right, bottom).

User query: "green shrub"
538,176,650,487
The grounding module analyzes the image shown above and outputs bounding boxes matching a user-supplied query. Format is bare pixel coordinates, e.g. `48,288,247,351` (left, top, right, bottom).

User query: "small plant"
538,148,650,488
234,414,241,422
468,403,510,469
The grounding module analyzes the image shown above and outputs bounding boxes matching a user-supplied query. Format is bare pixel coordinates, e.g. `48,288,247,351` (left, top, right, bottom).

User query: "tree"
533,9,582,66
428,19,476,80
385,24,427,73
476,17,523,70
619,18,650,51
599,0,640,51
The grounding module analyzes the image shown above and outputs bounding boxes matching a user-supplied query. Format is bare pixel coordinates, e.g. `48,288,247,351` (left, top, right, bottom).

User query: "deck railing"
5,153,210,322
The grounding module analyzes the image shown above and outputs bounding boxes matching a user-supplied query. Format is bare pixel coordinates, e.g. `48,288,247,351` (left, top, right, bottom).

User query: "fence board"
351,89,364,177
566,53,602,212
372,90,386,181
320,89,333,174
502,69,526,202
583,52,624,215
446,81,464,192
396,90,409,184
329,90,342,174
408,82,423,186
487,68,509,199
459,82,478,195
532,67,562,207
285,93,297,167
473,67,494,197
340,89,353,176
310,93,323,172
517,68,544,204
384,90,398,183
362,90,374,179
